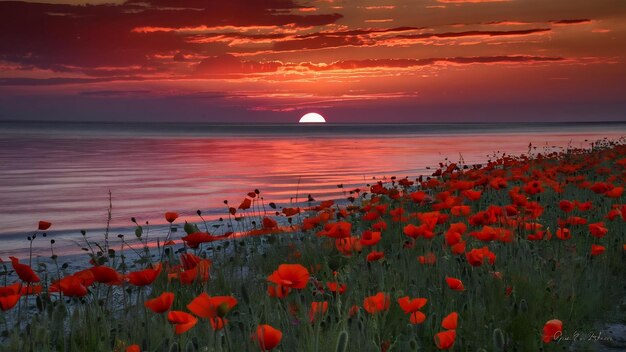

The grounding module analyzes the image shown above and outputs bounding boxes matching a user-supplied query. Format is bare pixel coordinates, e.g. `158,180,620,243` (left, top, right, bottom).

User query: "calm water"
1,121,625,257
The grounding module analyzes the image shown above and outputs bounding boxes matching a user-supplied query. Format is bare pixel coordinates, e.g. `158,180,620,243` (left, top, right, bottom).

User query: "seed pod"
408,338,419,351
185,340,196,352
492,328,505,351
241,285,250,306
519,299,528,313
336,330,348,352
168,342,179,352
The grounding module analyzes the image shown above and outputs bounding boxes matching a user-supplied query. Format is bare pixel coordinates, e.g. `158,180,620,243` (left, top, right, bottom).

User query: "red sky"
0,0,625,123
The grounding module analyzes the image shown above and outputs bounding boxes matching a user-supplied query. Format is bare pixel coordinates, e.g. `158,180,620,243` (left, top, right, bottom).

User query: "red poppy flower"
451,241,466,255
167,311,198,334
38,221,52,231
90,266,123,285
309,301,329,322
165,212,179,223
445,277,465,291
489,177,508,190
559,200,574,212
126,345,141,352
363,210,381,221
555,228,571,240
267,284,291,299
181,232,228,249
363,292,390,314
255,324,283,351
175,254,212,285
542,319,563,343
469,211,497,226
262,217,278,230
73,268,96,287
591,244,605,256
409,191,428,203
607,208,622,221
187,293,237,321
589,222,608,238
504,205,518,217
366,251,384,262
144,292,174,314
465,247,496,267
450,206,471,217
360,230,382,246
127,263,162,286
590,182,612,194
441,312,458,330
318,221,352,239
52,275,88,297
576,201,592,211
348,305,360,317
238,198,252,210
418,252,437,265
605,187,623,198
397,296,427,324
527,231,546,241
9,257,40,283
523,180,544,195
267,264,310,290
325,282,347,295
0,283,21,311
372,221,388,232
335,237,362,256
282,207,300,217
434,330,456,350
462,189,482,201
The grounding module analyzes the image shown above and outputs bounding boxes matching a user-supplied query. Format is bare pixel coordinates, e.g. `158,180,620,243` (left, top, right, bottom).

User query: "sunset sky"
1,0,625,123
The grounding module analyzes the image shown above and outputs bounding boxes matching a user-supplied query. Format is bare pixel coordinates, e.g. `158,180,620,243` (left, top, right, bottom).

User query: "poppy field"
1,139,626,352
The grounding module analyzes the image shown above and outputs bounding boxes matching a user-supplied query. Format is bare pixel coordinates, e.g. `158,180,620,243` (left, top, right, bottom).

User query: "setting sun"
299,113,326,123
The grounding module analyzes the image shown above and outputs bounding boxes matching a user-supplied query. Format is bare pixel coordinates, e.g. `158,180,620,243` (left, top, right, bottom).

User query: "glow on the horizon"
299,113,326,123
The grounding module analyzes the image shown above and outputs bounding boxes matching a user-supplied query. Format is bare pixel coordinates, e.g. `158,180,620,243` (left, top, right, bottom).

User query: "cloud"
301,56,565,71
0,0,342,71
0,55,570,86
196,54,282,74
79,90,152,97
267,28,551,53
550,19,591,25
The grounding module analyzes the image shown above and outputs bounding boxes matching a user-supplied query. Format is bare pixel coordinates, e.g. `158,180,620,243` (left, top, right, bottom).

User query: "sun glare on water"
299,112,326,123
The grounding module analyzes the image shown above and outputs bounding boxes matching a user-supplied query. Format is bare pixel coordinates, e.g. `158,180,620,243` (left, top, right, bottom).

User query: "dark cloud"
196,54,282,74
0,77,122,86
79,90,152,97
302,56,564,71
0,0,342,71
550,19,591,25
394,28,551,40
269,28,551,52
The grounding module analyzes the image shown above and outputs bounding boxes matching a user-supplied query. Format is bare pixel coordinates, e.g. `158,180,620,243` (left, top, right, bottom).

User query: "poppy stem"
104,190,112,255
160,227,172,262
